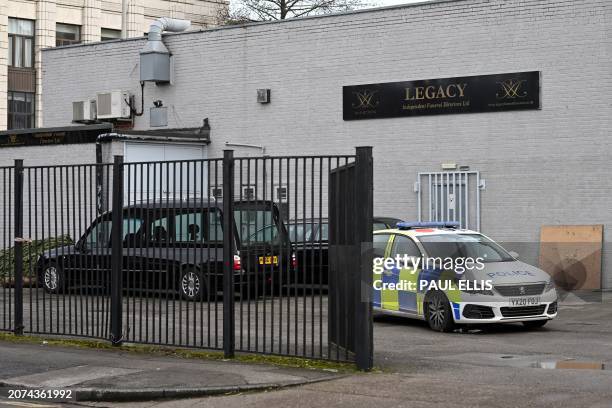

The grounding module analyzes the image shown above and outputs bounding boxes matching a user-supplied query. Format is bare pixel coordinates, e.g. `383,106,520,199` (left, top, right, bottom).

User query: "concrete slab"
5,366,143,388
0,342,340,402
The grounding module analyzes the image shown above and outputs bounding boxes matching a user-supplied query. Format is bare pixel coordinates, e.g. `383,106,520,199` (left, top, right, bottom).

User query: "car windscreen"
418,234,514,263
235,208,280,245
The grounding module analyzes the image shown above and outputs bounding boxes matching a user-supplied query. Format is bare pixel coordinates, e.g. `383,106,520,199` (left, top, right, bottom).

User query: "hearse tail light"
291,252,298,269
233,254,242,271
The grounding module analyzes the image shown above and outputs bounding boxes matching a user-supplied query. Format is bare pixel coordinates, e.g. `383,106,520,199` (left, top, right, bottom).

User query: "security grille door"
416,171,481,230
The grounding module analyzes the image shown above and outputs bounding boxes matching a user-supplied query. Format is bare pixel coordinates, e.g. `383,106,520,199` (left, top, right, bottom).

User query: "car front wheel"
425,290,456,332
179,268,205,301
41,262,64,294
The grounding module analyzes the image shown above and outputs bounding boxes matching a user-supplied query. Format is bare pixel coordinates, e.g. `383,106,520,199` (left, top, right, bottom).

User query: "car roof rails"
396,221,460,230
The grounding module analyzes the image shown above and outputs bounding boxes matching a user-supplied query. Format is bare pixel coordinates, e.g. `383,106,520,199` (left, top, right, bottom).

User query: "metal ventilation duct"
140,18,190,83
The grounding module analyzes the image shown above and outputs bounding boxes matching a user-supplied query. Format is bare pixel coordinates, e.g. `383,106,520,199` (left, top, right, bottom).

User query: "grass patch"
0,332,359,373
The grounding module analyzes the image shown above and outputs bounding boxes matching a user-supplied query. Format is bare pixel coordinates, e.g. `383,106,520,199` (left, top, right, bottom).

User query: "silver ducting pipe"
146,17,191,42
140,17,190,83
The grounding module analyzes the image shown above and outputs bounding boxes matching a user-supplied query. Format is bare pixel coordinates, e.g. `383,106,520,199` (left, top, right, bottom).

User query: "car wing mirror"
508,251,519,259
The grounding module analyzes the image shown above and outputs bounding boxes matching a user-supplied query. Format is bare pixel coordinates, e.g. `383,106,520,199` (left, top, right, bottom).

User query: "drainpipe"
121,0,127,39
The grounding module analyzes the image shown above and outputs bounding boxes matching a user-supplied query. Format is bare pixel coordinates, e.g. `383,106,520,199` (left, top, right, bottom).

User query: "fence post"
222,150,235,358
354,146,373,371
110,155,124,346
13,159,24,336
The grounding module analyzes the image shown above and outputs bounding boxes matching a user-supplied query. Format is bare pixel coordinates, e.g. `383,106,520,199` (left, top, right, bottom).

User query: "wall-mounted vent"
96,91,131,119
211,187,223,199
257,89,271,104
243,187,255,200
140,18,190,83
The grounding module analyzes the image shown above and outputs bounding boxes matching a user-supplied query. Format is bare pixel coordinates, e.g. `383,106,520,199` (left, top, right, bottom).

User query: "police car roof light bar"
397,221,461,230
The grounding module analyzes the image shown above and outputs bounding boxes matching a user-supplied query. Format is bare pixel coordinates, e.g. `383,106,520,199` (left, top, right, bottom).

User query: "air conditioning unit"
96,90,131,119
72,99,96,122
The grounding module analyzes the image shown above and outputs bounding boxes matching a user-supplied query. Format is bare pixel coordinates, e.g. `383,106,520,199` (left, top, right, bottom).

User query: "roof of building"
42,0,459,52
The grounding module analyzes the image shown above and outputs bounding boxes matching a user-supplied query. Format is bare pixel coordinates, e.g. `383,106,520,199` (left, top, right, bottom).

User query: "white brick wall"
41,0,612,286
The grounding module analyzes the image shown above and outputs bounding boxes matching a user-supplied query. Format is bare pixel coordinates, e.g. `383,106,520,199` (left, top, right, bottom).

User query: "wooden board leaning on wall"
539,225,603,291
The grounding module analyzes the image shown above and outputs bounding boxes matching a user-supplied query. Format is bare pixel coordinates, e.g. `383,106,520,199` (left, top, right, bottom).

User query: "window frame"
147,208,225,247
80,217,112,250
391,234,423,260
56,23,81,47
173,209,224,244
8,18,35,69
373,233,393,258
7,91,35,130
101,28,122,41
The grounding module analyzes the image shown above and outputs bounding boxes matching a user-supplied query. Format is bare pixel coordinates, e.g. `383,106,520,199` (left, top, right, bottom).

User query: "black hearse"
288,216,403,286
37,200,296,300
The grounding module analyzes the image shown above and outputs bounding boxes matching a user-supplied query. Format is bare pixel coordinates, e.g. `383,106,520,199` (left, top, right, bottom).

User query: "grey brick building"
34,0,612,287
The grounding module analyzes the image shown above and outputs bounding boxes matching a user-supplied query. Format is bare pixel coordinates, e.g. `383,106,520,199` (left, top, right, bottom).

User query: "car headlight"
545,278,556,292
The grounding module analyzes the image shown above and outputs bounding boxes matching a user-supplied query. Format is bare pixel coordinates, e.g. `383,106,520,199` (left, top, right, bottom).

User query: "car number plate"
510,297,540,306
259,256,278,265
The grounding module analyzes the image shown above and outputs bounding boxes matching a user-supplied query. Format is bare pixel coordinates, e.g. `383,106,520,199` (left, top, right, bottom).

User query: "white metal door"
416,171,481,231
123,142,208,203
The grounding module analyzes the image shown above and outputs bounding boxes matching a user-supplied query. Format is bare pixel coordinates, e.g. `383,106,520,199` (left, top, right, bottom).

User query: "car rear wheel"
522,320,548,329
41,262,65,294
425,290,456,332
179,268,205,301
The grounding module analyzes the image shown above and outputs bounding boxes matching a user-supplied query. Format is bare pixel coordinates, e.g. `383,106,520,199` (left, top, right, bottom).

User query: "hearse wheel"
425,290,456,332
42,262,65,294
179,267,205,301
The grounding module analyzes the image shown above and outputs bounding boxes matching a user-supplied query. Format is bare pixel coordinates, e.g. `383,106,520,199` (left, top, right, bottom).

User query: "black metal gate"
0,148,373,368
328,147,373,370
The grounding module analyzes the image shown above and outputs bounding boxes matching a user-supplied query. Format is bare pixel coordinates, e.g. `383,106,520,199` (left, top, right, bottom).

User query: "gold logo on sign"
9,135,18,144
352,90,379,109
496,79,528,99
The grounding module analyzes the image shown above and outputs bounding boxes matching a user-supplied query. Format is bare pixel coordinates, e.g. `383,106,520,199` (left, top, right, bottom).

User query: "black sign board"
0,124,112,148
343,71,541,121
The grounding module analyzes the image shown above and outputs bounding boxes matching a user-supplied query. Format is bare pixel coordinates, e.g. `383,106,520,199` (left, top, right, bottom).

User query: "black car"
287,216,403,286
37,200,295,300
372,217,405,231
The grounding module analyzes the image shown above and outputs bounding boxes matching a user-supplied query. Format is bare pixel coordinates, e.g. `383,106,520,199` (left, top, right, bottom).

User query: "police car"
373,222,558,332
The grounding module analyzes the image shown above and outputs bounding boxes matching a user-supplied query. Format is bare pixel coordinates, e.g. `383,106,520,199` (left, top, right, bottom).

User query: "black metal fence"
0,148,373,369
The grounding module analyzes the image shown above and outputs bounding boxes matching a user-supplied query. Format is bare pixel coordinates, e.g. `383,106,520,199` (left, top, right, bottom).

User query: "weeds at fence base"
0,332,358,373
0,235,73,287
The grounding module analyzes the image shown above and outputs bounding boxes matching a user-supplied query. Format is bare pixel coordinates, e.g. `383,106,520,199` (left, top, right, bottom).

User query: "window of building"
8,91,35,130
101,28,122,41
8,18,34,68
56,23,81,46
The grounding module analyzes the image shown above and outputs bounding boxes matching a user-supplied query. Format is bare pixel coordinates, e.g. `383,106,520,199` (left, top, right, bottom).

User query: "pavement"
0,341,340,405
1,293,612,407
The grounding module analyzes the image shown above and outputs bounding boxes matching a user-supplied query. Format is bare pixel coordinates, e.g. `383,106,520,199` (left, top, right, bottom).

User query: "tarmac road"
1,293,611,407
77,293,612,407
